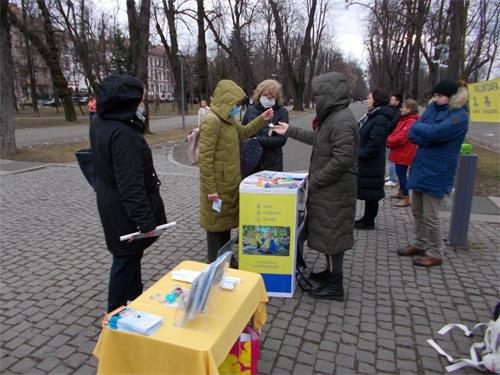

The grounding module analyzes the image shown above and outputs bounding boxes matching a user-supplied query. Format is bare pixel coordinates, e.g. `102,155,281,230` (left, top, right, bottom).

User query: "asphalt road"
14,115,199,147
14,103,499,151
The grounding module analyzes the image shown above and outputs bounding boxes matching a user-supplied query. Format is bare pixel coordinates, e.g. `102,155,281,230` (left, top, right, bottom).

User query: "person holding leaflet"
198,80,273,263
90,75,167,312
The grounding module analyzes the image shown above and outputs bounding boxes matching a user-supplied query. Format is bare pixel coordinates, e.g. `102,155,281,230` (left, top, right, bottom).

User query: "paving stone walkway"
0,143,498,374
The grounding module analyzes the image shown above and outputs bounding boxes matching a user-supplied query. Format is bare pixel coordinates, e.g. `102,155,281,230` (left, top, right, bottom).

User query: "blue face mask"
228,105,241,118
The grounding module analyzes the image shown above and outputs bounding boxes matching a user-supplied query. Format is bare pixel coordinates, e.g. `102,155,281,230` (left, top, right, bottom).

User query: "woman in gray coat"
272,72,359,300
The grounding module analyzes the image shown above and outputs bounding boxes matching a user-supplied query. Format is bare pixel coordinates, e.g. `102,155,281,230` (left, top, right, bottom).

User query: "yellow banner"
469,78,500,123
238,193,295,274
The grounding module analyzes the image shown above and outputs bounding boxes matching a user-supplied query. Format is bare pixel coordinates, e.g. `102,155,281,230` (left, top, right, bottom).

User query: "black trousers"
362,200,379,225
206,230,231,263
108,251,144,313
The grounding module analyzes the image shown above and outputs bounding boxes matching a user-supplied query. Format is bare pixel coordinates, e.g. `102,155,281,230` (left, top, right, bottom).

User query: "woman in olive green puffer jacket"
198,80,273,261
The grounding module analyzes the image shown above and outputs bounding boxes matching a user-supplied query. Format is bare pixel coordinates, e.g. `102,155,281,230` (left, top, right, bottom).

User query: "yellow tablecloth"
93,261,268,374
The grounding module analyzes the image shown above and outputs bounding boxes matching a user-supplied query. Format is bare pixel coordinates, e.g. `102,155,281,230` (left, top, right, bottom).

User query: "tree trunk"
156,0,184,115
269,0,317,111
21,0,39,116
0,0,17,155
35,0,76,122
196,0,209,101
448,0,465,81
127,0,151,132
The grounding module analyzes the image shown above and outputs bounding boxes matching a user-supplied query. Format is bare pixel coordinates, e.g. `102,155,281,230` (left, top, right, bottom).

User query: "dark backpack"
240,137,263,177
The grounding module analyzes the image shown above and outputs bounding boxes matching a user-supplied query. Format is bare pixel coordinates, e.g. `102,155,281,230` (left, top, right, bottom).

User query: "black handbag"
75,149,96,191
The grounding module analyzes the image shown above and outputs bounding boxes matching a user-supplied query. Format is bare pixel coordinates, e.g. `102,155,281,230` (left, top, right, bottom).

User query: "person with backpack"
198,80,273,262
241,79,288,177
89,75,167,312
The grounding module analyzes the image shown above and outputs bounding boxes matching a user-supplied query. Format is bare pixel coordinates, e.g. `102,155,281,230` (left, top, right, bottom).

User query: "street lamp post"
179,55,185,130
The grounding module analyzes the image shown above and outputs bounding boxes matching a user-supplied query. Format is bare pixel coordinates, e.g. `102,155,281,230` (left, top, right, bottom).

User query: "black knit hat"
432,79,458,98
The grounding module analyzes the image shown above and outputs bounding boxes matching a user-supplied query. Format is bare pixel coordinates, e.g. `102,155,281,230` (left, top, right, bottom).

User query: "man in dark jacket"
386,94,402,187
398,80,469,267
388,94,402,133
90,75,167,312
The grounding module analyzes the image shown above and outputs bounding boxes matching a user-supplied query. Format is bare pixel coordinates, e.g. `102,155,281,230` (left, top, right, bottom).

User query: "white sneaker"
385,181,397,187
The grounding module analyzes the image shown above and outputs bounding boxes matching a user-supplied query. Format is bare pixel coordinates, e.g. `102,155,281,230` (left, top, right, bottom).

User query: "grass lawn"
468,140,500,196
5,127,194,164
14,103,197,129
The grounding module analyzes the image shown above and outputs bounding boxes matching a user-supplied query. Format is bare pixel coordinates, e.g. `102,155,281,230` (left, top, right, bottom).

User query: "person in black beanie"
397,79,469,267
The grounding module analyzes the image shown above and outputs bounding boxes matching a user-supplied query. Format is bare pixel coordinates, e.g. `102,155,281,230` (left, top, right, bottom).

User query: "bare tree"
204,0,258,93
21,0,39,116
463,0,500,81
270,0,317,111
7,0,77,122
0,0,16,155
448,0,466,81
54,0,100,93
305,0,328,108
154,0,184,114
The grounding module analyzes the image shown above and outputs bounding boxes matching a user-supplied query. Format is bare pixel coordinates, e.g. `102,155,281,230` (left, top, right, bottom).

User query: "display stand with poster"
238,171,307,297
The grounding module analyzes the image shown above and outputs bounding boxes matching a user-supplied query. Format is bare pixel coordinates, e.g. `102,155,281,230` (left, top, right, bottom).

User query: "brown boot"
391,190,403,199
413,255,442,267
397,245,425,256
394,196,410,207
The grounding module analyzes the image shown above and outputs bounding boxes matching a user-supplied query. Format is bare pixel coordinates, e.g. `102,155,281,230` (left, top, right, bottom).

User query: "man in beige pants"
397,80,469,267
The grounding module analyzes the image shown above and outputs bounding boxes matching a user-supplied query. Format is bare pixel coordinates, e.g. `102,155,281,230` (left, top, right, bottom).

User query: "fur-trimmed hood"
449,86,469,110
428,86,469,111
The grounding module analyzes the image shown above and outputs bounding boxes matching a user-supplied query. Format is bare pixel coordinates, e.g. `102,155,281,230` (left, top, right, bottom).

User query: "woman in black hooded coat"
355,89,393,229
90,75,167,312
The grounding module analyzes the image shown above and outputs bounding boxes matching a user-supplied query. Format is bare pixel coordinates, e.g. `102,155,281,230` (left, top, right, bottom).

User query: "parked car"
79,96,88,104
41,98,56,106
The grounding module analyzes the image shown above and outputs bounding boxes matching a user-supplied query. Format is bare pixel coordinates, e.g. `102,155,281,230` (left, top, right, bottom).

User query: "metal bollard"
448,153,478,248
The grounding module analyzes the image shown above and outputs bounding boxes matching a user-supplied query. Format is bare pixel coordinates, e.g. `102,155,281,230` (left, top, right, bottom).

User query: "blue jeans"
386,149,397,182
108,251,144,312
395,164,409,196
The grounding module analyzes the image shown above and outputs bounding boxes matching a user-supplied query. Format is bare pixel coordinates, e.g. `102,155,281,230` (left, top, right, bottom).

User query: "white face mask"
260,96,275,109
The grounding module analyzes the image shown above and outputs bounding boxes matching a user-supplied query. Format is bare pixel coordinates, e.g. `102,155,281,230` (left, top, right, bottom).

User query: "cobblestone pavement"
1,142,499,375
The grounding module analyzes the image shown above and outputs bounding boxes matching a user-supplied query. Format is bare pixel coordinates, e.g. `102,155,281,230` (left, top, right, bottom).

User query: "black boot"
307,272,344,301
354,221,375,230
308,269,331,283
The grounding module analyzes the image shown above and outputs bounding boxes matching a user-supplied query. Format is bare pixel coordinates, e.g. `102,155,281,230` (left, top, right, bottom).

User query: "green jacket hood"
210,80,246,121
312,72,351,122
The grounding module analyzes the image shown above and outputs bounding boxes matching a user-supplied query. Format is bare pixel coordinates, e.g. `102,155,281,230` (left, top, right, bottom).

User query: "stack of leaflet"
108,307,163,336
240,171,307,193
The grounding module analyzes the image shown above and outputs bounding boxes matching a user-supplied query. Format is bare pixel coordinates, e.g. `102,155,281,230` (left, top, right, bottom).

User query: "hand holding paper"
120,221,176,242
271,122,289,135
212,199,222,213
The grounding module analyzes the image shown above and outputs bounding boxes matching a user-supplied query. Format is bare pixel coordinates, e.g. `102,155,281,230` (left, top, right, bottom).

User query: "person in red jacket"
88,94,97,122
386,99,419,207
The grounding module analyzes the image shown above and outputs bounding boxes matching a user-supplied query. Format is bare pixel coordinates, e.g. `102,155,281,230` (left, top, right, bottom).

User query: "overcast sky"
100,1,369,66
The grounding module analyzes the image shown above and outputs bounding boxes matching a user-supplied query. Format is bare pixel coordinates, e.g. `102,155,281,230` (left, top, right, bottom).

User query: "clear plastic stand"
173,251,232,327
